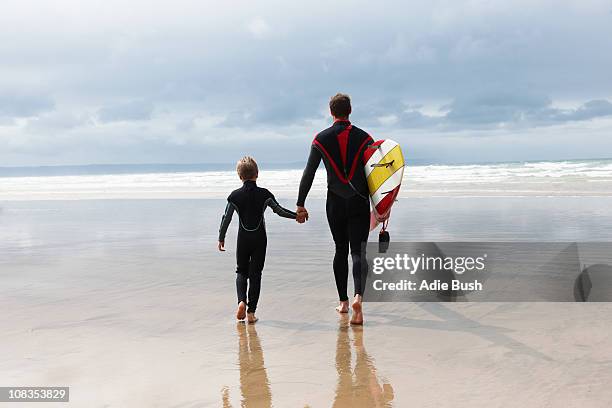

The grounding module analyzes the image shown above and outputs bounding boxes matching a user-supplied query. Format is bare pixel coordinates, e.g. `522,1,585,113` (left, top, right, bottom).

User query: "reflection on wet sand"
333,316,394,407
223,318,393,407
222,323,272,408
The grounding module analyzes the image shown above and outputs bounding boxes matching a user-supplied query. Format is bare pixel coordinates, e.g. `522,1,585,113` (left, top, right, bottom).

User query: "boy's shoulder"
257,186,274,197
227,187,242,201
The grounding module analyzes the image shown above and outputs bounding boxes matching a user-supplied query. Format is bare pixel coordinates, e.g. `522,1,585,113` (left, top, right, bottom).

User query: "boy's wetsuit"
297,119,374,301
219,180,296,313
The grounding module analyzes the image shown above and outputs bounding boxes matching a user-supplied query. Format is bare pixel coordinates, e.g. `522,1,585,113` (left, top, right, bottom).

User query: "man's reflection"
333,316,394,407
223,323,272,408
223,319,393,407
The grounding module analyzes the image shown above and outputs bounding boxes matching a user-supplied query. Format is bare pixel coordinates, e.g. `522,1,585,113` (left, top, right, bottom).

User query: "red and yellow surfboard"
363,139,405,231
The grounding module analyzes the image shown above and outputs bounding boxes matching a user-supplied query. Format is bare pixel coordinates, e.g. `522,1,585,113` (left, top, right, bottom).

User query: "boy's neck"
243,178,257,183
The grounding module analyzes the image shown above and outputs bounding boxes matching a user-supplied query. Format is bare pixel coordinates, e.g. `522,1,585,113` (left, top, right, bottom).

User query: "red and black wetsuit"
297,119,374,301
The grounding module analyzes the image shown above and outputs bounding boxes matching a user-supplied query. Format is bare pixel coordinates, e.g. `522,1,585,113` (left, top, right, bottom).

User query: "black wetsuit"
219,180,296,313
297,120,374,301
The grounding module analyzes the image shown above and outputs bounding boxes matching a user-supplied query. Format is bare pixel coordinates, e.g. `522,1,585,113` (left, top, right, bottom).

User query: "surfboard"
363,139,405,231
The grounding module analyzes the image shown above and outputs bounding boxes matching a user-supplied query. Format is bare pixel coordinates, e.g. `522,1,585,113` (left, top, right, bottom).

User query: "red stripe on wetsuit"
312,125,372,184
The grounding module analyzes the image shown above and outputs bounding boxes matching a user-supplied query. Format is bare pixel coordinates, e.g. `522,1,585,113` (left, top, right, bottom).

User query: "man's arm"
218,201,235,243
296,145,322,207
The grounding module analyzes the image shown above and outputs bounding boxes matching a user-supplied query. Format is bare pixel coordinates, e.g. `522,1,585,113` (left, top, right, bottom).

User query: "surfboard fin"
379,229,390,253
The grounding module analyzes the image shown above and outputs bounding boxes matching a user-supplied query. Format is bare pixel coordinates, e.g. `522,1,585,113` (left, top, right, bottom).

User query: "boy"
218,156,298,323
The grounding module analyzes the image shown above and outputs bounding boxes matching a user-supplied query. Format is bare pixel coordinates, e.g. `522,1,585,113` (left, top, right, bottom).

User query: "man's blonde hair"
236,156,259,180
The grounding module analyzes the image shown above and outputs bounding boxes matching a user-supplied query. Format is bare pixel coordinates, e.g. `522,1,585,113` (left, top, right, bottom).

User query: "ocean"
1,158,612,200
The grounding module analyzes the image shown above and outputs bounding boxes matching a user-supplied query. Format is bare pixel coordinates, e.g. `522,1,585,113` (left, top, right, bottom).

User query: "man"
297,93,373,325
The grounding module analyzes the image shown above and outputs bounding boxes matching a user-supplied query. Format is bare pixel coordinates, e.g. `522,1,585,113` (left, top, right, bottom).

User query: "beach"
2,194,612,406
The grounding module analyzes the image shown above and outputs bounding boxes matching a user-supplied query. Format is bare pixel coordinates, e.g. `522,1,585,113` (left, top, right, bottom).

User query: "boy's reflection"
223,323,272,408
224,319,393,407
333,316,394,407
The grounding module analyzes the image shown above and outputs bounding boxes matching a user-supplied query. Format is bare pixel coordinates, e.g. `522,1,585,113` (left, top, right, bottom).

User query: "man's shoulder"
314,124,336,141
349,123,366,132
349,124,370,138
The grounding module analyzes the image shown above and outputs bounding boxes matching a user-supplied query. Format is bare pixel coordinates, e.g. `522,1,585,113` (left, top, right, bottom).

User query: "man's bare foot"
350,295,363,325
247,312,258,324
335,300,349,313
236,301,246,320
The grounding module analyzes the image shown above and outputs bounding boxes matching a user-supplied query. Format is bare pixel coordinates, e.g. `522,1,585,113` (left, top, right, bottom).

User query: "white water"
1,160,612,200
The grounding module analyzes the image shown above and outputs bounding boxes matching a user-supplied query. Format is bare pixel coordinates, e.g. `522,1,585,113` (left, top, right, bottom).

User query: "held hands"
296,206,309,224
218,241,225,252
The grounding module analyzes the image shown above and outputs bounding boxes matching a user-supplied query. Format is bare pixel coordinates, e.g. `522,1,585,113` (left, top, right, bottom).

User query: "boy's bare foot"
236,301,246,320
247,312,258,324
335,300,349,313
350,295,363,325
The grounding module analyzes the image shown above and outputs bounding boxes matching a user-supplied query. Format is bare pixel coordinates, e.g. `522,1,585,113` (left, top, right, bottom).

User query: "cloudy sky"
1,0,612,166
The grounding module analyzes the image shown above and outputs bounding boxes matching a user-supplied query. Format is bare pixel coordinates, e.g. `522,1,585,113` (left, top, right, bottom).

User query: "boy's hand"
218,241,226,251
296,206,309,223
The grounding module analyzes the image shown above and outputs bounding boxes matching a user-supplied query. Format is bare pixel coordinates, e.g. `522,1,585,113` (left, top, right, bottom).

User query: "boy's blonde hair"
236,156,259,180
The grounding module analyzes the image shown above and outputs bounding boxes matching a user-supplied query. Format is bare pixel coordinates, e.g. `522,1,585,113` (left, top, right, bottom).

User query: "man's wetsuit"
297,119,374,301
219,180,296,313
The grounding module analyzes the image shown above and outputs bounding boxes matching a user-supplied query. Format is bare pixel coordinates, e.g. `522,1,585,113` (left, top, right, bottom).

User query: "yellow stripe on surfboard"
366,145,405,195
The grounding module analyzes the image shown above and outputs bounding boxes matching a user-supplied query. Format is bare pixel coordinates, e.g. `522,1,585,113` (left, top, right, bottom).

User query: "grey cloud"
442,92,552,125
217,95,323,128
554,99,612,122
96,100,154,123
359,92,612,131
442,95,612,128
0,90,54,118
25,111,93,132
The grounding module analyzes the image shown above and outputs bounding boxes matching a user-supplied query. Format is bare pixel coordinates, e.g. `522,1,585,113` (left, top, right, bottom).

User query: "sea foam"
1,160,611,200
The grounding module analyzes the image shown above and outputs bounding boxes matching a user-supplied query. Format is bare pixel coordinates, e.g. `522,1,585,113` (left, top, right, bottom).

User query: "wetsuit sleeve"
362,134,375,164
266,195,297,219
218,201,235,241
296,145,322,207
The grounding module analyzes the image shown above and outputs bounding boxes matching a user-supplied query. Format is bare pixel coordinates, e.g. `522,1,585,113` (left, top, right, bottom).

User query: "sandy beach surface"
2,198,612,407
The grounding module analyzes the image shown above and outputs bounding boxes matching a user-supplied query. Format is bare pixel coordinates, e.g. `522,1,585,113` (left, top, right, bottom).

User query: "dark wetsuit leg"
326,192,370,301
347,194,370,296
235,233,250,306
326,191,370,300
235,230,267,313
246,235,266,313
327,191,350,301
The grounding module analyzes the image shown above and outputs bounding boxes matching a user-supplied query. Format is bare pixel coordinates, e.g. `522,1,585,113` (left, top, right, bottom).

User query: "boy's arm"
266,196,297,219
218,201,235,242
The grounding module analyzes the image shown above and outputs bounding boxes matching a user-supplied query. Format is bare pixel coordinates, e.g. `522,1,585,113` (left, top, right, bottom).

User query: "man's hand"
218,241,226,251
296,206,309,224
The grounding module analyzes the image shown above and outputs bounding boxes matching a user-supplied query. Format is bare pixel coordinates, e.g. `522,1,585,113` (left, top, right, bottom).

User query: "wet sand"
2,198,612,407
